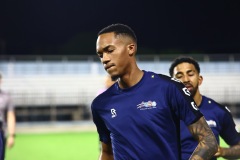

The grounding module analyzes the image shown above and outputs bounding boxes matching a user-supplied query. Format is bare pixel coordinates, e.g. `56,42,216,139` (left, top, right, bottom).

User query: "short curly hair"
169,56,200,77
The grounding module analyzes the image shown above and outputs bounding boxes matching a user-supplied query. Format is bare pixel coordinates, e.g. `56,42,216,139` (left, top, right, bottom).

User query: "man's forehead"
174,63,196,72
177,62,195,68
97,33,117,43
96,33,123,49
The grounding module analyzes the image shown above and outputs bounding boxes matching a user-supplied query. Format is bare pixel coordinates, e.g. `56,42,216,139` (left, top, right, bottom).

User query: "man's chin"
107,71,119,81
111,76,119,81
189,90,197,97
108,74,119,81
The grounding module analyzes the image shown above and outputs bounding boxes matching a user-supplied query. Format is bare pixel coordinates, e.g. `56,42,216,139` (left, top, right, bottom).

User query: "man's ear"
199,75,203,86
128,43,136,56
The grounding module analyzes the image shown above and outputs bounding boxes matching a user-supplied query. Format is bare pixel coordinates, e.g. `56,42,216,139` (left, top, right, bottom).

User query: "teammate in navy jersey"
169,56,240,160
91,23,218,160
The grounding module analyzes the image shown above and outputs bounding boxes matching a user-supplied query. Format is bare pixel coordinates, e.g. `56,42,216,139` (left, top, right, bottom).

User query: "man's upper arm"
99,142,113,160
166,78,203,124
220,108,240,145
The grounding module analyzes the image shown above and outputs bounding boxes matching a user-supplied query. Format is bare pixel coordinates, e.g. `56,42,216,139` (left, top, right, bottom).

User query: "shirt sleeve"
220,108,240,145
91,100,111,143
167,78,203,126
6,92,15,111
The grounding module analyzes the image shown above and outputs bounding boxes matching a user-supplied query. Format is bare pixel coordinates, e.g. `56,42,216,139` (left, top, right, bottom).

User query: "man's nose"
102,53,110,63
182,75,190,82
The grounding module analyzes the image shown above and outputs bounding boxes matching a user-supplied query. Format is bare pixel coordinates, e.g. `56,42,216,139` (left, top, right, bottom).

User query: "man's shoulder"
91,85,115,109
202,95,231,114
154,73,185,88
147,71,178,83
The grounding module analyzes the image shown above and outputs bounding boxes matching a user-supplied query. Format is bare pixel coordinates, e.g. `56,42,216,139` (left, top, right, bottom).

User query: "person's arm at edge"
215,141,240,159
99,142,113,160
188,116,218,160
7,110,16,148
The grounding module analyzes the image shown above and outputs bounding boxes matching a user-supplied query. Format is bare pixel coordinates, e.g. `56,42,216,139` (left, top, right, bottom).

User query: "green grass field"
6,132,100,160
5,131,229,160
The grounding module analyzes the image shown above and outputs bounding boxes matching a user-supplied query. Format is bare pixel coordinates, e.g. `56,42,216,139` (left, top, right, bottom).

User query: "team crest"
137,101,157,110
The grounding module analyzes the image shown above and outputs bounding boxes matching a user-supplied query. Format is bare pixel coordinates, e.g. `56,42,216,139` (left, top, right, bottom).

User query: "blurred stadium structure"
0,54,240,123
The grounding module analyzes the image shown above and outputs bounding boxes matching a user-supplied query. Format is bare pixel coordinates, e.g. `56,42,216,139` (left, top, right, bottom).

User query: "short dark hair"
169,56,200,77
98,23,137,43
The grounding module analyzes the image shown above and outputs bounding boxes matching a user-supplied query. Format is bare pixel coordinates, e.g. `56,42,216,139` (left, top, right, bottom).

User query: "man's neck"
193,91,202,107
118,69,143,89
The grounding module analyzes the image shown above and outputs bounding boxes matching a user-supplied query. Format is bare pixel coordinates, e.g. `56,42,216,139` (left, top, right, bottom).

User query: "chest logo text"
137,101,157,110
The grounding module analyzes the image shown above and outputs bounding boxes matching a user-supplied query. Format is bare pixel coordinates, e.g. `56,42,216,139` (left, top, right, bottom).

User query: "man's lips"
104,64,114,70
184,84,193,90
186,86,192,90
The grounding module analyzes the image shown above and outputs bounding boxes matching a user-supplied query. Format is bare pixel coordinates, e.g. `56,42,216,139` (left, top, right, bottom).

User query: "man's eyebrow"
97,44,115,55
175,72,183,75
98,45,112,52
103,45,114,51
186,69,195,74
176,69,194,75
97,45,110,53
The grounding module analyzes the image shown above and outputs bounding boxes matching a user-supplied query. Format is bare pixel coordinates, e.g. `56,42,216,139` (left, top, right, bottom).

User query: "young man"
91,23,218,160
0,73,16,160
169,56,240,160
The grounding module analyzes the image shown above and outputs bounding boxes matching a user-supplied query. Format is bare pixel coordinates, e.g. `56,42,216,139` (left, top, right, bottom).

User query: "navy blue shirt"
181,96,240,160
91,71,203,160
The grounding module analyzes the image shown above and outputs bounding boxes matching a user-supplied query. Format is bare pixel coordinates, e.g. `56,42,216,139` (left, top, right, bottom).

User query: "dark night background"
1,0,240,56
